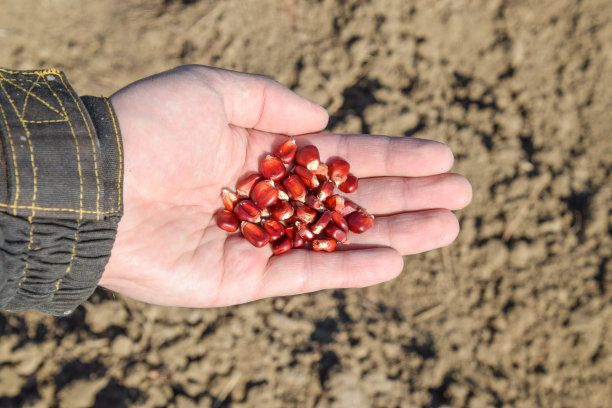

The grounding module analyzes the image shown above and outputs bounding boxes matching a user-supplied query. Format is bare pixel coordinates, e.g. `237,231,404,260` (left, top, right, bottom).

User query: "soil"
1,0,611,407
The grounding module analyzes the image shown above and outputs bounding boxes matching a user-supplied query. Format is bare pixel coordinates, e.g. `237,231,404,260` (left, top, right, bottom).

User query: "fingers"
342,209,460,255
295,133,455,177
255,209,459,299
258,247,404,298
346,173,473,215
201,67,329,135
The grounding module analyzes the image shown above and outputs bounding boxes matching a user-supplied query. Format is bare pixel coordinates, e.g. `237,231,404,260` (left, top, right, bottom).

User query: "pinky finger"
257,247,403,299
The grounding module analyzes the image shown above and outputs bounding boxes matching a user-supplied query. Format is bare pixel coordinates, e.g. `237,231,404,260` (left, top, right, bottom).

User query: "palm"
99,66,471,308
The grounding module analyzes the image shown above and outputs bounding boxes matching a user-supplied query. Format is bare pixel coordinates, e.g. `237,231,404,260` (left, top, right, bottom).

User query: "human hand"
100,65,472,308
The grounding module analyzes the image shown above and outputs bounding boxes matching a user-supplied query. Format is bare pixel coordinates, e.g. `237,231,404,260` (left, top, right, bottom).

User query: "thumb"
197,66,329,135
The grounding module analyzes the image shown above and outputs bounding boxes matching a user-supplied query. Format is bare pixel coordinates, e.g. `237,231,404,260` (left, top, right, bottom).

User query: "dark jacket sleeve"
0,68,123,316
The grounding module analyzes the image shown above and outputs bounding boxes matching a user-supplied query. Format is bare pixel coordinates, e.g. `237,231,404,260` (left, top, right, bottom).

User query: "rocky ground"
1,0,611,407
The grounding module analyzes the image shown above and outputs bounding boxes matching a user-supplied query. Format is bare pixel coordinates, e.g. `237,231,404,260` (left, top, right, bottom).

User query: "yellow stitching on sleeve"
54,77,101,220
43,78,84,221
57,75,101,221
0,83,39,218
0,102,20,215
20,75,40,118
0,77,38,85
23,119,68,123
0,68,61,76
18,219,35,287
0,75,66,119
0,201,120,214
104,98,123,211
0,71,114,217
51,221,79,301
36,69,62,76
0,79,38,287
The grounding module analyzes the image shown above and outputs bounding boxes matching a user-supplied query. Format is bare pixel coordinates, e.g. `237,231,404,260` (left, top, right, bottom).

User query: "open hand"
100,65,472,308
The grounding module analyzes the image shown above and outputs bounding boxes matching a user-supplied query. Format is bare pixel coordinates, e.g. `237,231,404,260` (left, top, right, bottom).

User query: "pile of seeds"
215,139,374,254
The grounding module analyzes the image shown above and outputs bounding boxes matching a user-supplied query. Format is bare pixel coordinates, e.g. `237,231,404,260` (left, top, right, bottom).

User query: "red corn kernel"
316,180,335,202
251,180,279,209
347,210,375,233
241,221,271,248
274,138,297,164
294,165,319,189
270,200,294,221
287,226,303,248
293,233,305,248
233,200,261,223
260,155,286,181
285,225,296,241
325,195,345,213
216,209,239,232
221,188,239,211
295,203,318,224
331,211,349,232
262,219,286,242
275,182,290,201
295,145,320,171
324,224,348,243
295,220,315,241
282,174,307,202
338,174,358,193
272,236,292,255
236,173,262,198
311,210,331,235
339,199,359,217
305,193,325,211
313,162,329,180
312,238,338,252
284,214,299,225
328,159,350,186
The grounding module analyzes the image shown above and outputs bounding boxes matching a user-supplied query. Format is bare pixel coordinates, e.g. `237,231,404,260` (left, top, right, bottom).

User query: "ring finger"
344,173,472,215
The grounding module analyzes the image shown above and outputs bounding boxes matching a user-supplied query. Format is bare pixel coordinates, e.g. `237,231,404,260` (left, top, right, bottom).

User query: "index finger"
295,133,454,177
